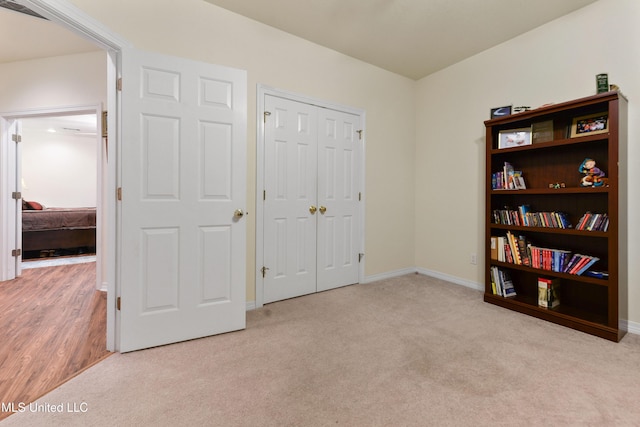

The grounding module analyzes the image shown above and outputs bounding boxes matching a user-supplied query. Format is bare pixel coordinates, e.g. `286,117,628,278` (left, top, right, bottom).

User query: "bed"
22,201,96,258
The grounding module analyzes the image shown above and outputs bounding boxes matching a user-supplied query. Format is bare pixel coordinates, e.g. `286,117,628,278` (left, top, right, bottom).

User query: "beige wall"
415,0,640,325
10,0,637,328
69,0,417,301
0,51,105,112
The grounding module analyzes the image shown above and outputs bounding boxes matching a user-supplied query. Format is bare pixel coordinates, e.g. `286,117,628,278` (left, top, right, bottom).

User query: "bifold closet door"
263,95,318,303
316,108,360,291
263,95,360,304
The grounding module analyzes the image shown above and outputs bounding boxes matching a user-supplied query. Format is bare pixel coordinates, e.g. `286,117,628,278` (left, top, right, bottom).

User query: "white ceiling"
0,6,97,64
1,0,598,79
21,114,97,138
203,0,598,79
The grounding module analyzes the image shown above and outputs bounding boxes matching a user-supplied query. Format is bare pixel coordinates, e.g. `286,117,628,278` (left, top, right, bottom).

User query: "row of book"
492,205,572,229
491,268,562,309
491,231,600,275
575,212,609,232
492,162,526,190
490,266,516,297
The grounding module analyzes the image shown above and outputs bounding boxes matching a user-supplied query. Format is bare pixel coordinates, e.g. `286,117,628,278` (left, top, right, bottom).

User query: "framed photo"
491,105,512,119
570,112,608,138
498,128,532,149
531,120,554,144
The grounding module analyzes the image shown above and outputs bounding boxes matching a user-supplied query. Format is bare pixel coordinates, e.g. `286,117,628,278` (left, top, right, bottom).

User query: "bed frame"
21,207,96,257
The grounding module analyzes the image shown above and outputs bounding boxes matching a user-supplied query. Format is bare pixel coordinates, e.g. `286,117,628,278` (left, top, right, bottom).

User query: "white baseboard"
415,267,484,291
362,267,418,284
622,319,640,336
246,301,256,311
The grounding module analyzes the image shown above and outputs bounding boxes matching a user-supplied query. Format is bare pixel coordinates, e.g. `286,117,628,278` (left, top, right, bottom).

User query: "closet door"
317,109,360,291
263,95,318,303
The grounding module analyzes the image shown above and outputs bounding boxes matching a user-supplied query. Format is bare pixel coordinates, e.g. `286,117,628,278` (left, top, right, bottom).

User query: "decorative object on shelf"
579,158,608,187
490,105,512,119
513,106,531,113
532,120,554,144
596,73,609,93
548,182,566,189
570,112,609,138
498,128,532,149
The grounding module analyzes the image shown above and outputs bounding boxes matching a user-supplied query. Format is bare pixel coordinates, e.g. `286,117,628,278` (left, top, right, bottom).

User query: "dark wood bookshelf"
484,91,628,342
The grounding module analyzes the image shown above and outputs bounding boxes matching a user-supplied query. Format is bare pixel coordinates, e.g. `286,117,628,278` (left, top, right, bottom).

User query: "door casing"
18,0,130,352
255,85,366,307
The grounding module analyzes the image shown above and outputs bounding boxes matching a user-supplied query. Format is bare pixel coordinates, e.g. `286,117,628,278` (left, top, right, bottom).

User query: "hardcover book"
538,277,560,308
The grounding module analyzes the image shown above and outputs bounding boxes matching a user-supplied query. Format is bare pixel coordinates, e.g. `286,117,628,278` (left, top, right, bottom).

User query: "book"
490,266,502,296
501,270,517,298
492,267,516,298
490,236,498,260
575,257,600,275
538,277,560,308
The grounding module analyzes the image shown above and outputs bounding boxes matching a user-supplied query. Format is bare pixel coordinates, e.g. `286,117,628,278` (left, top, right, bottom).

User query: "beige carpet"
2,273,639,426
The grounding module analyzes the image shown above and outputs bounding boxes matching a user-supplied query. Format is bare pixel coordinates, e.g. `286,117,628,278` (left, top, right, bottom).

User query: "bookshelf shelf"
484,91,627,342
490,134,608,155
490,261,610,286
490,224,609,238
491,187,609,195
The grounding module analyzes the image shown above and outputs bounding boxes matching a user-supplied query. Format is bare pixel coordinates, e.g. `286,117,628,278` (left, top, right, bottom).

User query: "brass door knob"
309,205,317,214
234,209,244,218
319,206,327,214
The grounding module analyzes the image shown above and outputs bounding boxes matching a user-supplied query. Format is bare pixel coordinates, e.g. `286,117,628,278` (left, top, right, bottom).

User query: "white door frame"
255,85,366,308
17,0,131,352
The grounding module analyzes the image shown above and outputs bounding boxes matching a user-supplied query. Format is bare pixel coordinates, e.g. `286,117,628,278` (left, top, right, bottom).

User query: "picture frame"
490,105,512,119
531,120,554,144
570,112,608,138
498,128,532,149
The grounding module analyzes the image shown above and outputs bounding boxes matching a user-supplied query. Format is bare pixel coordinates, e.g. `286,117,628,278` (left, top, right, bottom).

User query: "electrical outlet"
470,253,477,265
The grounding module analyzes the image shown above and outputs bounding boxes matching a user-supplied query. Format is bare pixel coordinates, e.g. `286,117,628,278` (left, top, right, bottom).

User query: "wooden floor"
0,262,111,420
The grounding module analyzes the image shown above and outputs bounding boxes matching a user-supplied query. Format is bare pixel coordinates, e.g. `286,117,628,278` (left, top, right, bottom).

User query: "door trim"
255,85,366,307
20,0,132,352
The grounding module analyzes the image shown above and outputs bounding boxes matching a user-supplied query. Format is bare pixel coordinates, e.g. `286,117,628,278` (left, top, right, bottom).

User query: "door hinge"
264,111,271,123
358,192,361,201
359,253,364,263
116,78,122,91
116,187,122,201
12,192,22,200
12,249,22,257
12,133,22,143
356,129,363,140
263,190,266,201
261,266,270,278
102,111,108,138
116,297,121,311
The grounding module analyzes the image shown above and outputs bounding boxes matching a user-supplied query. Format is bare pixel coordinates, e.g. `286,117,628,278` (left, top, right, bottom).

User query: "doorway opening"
18,110,100,268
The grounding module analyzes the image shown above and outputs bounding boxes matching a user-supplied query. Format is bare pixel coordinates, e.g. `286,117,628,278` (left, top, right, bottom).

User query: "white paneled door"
263,95,360,303
316,108,360,291
119,49,247,352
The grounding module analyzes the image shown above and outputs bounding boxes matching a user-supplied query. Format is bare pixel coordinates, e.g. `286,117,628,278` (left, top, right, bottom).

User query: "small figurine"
579,158,607,187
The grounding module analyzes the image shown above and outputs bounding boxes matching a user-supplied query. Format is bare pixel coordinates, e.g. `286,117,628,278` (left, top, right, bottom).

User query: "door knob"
319,206,327,214
234,209,244,218
309,205,317,214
